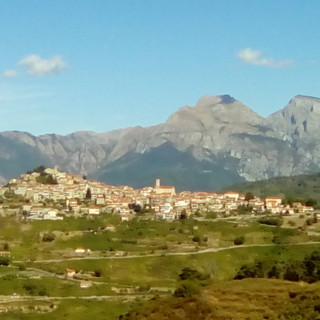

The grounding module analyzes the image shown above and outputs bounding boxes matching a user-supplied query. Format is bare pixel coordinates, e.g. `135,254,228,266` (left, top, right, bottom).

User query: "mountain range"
1,94,320,191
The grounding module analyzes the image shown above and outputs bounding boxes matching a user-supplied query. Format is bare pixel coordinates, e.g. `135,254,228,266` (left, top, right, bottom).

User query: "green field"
0,214,320,318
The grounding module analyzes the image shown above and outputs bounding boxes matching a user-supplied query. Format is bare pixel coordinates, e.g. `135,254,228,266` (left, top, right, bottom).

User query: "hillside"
226,172,320,205
120,279,320,320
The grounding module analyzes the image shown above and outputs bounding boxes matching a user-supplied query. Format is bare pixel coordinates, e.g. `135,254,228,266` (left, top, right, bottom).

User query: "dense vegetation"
234,250,320,283
31,166,58,184
225,172,320,206
119,279,320,320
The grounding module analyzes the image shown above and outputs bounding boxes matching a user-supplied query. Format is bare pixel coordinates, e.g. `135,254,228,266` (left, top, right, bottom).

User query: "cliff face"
1,94,320,190
267,95,320,175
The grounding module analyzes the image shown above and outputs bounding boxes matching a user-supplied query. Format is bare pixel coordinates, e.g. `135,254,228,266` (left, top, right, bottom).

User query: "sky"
1,0,320,135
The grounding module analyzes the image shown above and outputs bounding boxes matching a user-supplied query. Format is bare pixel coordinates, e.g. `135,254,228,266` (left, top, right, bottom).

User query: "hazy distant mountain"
1,94,320,190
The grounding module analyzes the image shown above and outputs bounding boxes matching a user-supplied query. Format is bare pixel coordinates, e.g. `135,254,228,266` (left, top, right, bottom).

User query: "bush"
206,211,217,219
36,174,57,185
178,268,209,281
192,235,201,243
38,288,48,296
42,232,56,242
288,220,296,227
306,218,314,226
258,217,282,226
0,255,10,266
235,261,268,280
237,205,252,215
23,283,37,294
234,236,245,245
173,281,200,298
94,269,103,277
16,263,26,271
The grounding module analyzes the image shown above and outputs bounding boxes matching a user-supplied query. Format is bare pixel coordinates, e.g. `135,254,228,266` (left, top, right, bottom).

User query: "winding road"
14,241,320,264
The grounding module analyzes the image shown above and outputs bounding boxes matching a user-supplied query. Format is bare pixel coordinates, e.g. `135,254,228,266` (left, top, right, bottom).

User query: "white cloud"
2,70,18,78
18,54,67,76
237,48,292,68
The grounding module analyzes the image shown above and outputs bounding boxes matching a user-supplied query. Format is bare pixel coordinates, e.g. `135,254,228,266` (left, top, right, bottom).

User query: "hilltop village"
0,166,314,221
0,167,319,319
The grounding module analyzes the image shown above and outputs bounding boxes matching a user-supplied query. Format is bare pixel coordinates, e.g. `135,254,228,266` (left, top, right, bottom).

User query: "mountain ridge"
1,94,320,190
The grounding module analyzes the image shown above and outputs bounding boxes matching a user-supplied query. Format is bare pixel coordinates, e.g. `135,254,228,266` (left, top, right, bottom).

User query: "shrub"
42,232,56,242
206,211,217,219
0,255,11,266
38,288,48,296
94,269,103,277
23,283,37,294
234,236,245,245
258,217,282,226
178,268,209,281
173,281,200,298
192,235,201,243
36,174,57,185
288,220,296,227
234,261,265,280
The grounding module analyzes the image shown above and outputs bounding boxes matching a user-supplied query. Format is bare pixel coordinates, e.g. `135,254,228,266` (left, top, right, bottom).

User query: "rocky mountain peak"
195,94,236,108
268,95,320,139
1,93,320,191
166,94,263,128
290,95,320,104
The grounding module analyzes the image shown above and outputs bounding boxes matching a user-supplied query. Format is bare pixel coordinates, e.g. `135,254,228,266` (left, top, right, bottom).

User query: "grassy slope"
2,215,320,319
120,278,320,320
0,300,131,320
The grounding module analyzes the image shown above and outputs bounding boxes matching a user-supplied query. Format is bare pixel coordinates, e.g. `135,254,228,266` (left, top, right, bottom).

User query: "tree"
302,250,320,283
85,188,92,199
179,209,187,219
245,192,255,201
36,173,57,185
268,265,280,279
32,165,46,174
173,281,200,298
306,198,317,207
234,261,264,280
237,205,251,215
284,264,302,282
128,203,142,213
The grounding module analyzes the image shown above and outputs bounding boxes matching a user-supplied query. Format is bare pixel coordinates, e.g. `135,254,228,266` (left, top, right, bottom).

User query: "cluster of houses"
0,167,315,221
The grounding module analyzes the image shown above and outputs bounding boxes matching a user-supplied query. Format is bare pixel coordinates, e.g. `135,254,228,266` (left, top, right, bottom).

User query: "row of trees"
234,250,320,283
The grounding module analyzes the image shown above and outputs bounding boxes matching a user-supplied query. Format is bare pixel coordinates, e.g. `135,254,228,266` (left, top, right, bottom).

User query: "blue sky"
1,0,319,135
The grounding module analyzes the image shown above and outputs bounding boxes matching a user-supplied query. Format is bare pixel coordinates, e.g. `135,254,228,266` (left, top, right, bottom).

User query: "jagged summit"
219,94,236,104
166,94,262,130
194,94,236,108
291,95,320,102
